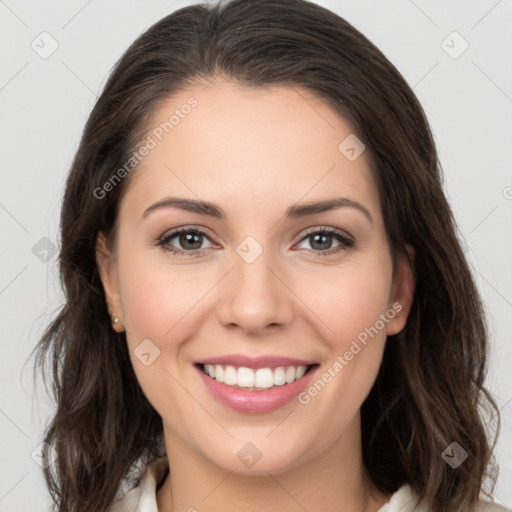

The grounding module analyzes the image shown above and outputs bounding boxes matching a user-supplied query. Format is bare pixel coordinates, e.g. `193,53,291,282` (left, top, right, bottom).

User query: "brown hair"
32,0,501,510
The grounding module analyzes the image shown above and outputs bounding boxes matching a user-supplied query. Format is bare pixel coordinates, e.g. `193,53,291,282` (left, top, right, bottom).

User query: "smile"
198,363,315,390
194,362,320,414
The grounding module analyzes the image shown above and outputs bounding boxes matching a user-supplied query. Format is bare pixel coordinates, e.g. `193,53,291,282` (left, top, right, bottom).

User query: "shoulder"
109,457,169,512
378,483,511,512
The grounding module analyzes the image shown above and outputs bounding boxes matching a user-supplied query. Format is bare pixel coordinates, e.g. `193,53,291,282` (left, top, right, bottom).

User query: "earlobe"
386,244,415,336
95,232,124,332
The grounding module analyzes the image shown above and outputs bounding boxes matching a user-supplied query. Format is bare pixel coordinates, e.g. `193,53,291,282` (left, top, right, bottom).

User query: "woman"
34,0,509,511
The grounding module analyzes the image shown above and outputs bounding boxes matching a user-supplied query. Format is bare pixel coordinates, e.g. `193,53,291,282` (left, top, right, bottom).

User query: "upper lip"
195,354,318,370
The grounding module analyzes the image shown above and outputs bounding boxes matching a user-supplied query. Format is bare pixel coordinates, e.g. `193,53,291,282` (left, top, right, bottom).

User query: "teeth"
255,368,274,388
285,366,296,383
202,364,310,389
215,364,224,383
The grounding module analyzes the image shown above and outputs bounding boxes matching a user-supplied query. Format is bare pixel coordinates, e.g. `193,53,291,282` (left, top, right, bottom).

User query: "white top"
108,457,510,512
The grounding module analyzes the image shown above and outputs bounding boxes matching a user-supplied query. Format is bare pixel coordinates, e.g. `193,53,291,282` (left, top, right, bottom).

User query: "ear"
95,231,124,331
386,244,415,336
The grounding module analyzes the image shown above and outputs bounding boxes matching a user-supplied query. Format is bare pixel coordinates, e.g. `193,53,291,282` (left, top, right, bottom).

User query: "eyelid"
297,225,354,243
157,225,216,245
158,224,216,241
158,225,353,243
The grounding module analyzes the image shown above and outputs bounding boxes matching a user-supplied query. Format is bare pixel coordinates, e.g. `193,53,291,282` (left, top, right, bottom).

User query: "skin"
96,78,415,512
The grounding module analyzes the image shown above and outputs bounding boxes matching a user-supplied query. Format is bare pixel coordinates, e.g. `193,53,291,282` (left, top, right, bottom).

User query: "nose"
217,248,295,336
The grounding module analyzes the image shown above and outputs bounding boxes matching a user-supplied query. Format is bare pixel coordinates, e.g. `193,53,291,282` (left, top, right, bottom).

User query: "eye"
294,227,355,256
156,226,355,258
157,227,216,256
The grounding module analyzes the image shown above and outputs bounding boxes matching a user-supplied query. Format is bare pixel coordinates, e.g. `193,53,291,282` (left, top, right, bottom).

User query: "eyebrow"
142,196,373,223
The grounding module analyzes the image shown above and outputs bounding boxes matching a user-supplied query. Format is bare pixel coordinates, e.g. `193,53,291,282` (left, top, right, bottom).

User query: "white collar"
109,456,506,512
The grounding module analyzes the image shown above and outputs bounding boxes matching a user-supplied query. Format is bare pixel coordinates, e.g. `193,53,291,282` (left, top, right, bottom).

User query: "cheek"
304,262,392,343
118,247,204,344
302,259,393,400
117,255,201,412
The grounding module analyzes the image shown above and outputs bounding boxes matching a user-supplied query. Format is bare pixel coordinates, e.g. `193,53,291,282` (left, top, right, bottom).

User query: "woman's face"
97,79,414,475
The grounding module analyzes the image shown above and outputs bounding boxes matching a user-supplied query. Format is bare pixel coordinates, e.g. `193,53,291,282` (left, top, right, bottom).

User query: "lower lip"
195,364,319,414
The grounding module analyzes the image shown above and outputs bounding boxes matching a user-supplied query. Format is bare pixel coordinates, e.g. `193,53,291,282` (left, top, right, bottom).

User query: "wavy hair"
32,0,501,510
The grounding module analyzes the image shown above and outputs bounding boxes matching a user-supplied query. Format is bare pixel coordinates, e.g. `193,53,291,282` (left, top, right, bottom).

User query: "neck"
156,414,390,512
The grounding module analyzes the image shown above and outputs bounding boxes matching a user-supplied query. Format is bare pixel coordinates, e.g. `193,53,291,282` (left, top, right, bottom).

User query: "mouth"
194,361,320,413
194,362,319,391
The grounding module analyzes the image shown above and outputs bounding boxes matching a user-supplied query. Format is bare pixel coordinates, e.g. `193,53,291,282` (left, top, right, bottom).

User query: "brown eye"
295,228,354,256
157,227,214,256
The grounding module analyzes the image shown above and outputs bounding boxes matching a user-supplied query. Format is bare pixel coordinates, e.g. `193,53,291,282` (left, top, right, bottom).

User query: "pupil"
180,232,202,250
311,233,332,250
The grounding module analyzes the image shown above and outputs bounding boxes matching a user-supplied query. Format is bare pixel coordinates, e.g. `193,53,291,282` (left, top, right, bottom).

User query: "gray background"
1,0,511,510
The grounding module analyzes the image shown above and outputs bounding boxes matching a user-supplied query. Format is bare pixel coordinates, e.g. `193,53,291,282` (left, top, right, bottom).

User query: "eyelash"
156,226,355,258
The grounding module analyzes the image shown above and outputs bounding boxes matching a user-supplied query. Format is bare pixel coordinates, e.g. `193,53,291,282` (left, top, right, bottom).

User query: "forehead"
120,79,381,225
